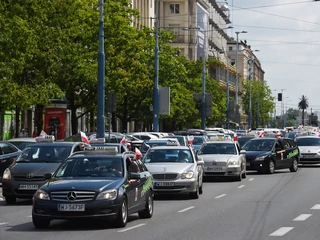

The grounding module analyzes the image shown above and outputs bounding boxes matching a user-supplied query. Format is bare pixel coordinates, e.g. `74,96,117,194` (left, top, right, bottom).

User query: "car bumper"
32,199,120,220
2,179,47,199
299,156,320,164
203,166,241,177
153,179,198,194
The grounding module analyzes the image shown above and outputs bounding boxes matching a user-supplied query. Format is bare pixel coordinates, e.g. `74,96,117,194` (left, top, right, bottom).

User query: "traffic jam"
0,126,319,229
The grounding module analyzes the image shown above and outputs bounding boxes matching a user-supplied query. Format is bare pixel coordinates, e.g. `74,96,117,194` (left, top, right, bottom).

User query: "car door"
274,140,286,169
281,139,293,167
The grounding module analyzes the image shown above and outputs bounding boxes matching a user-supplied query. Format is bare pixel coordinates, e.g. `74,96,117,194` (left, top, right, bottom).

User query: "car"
242,137,299,174
295,136,320,164
2,136,89,204
140,138,180,156
0,142,21,181
197,137,246,181
162,135,188,146
142,145,204,199
237,135,255,148
89,138,131,154
7,137,37,150
130,132,159,141
32,146,153,229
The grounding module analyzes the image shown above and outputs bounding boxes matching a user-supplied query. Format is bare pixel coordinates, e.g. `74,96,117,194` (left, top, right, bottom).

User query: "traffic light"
278,93,282,101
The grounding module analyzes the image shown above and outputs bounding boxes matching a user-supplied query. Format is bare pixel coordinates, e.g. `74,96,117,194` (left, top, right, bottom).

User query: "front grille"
13,176,44,181
302,153,316,156
50,191,96,202
152,173,178,180
204,162,226,166
14,189,37,195
154,185,188,190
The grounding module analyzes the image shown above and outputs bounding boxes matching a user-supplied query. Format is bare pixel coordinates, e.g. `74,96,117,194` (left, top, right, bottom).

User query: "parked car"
0,142,21,181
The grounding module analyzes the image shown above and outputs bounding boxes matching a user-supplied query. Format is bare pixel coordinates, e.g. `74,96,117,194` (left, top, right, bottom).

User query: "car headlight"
228,159,239,166
255,155,267,161
2,168,11,180
181,171,194,179
96,189,117,200
34,189,50,200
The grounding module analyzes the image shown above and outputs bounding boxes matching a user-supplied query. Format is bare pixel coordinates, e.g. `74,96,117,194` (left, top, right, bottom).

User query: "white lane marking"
0,222,8,226
249,178,254,181
215,194,227,199
238,185,245,189
269,227,294,236
293,214,312,221
117,223,146,233
311,204,320,210
178,206,195,213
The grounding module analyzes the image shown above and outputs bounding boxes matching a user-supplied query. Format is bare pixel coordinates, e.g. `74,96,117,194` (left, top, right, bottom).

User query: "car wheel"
267,160,275,174
138,191,153,219
190,183,199,199
115,197,128,228
235,172,242,181
290,158,298,172
5,196,16,205
32,214,50,229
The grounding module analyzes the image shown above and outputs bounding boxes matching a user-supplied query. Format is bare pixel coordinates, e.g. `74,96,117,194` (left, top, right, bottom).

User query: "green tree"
298,95,309,125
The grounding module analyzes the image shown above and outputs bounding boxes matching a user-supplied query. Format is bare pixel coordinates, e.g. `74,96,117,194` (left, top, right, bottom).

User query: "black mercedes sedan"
32,146,154,229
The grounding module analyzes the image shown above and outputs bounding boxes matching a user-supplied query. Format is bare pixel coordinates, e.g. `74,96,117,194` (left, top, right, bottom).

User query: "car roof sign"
35,135,55,142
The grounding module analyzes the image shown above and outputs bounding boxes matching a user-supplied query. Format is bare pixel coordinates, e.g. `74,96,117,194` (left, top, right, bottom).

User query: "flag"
135,147,142,160
247,129,251,134
233,132,238,142
39,130,48,138
120,136,127,144
187,135,194,146
80,131,90,144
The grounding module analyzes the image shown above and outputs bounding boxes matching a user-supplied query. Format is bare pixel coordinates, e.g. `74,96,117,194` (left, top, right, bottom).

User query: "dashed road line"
0,222,8,226
117,223,146,233
178,206,195,213
248,178,254,181
238,185,245,189
269,227,294,236
311,204,320,210
293,214,312,221
215,194,227,199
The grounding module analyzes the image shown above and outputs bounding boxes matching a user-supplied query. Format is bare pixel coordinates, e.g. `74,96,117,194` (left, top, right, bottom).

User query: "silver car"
295,136,320,164
142,146,204,199
197,139,246,181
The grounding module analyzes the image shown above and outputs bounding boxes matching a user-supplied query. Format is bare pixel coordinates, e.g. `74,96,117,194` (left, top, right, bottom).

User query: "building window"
170,4,180,14
229,46,233,51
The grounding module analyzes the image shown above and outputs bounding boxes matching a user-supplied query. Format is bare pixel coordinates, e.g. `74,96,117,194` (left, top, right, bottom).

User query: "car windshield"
242,139,275,151
55,157,124,178
237,137,254,148
143,149,194,163
16,146,72,162
199,143,236,155
141,141,169,153
296,137,320,146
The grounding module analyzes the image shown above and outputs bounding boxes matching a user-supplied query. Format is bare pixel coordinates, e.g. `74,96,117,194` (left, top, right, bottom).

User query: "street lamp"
248,49,259,130
97,0,105,138
153,0,160,132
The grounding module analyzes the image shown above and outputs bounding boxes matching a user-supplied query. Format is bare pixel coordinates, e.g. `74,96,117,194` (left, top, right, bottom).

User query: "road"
1,166,320,240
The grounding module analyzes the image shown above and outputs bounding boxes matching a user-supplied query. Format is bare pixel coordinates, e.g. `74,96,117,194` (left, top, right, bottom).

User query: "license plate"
18,184,38,190
58,204,85,211
206,166,225,172
303,155,314,158
155,182,174,187
246,162,251,166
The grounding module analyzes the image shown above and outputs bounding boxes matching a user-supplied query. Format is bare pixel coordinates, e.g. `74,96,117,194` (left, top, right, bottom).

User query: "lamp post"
97,0,105,138
280,89,286,128
248,49,259,130
285,98,291,127
153,0,160,132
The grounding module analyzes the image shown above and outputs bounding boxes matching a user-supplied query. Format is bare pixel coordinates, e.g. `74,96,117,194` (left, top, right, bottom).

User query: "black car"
32,146,153,228
237,136,255,148
2,137,88,204
242,137,299,174
0,142,21,181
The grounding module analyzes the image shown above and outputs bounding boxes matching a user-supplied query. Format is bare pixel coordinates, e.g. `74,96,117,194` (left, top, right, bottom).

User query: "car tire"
190,183,199,199
138,191,153,219
115,197,128,228
266,160,275,174
235,172,242,181
5,196,16,205
32,214,50,229
289,158,299,172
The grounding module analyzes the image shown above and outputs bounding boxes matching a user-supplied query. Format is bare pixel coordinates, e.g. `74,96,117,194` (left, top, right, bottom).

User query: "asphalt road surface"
1,165,320,240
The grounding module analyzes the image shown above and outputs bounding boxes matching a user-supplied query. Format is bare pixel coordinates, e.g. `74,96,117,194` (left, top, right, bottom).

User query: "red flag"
120,136,127,144
247,129,251,134
187,135,194,146
80,131,90,144
233,132,238,141
135,147,142,160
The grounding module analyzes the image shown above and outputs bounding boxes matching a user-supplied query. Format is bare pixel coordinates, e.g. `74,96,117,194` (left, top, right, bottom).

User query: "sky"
225,0,320,115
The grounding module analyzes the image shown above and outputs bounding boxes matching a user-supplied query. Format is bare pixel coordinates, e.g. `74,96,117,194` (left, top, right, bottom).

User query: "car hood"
43,178,123,192
9,162,61,175
200,154,238,163
298,146,320,153
245,151,271,158
145,163,194,174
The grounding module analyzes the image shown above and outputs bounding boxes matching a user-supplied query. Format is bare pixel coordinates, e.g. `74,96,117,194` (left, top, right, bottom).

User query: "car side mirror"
240,150,246,154
129,172,141,180
44,173,52,180
197,160,204,166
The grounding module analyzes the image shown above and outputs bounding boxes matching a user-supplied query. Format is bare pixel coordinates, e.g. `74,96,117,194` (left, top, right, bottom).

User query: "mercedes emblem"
67,191,77,201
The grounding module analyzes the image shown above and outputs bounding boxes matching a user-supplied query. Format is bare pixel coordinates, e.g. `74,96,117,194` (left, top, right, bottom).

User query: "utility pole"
201,30,207,130
97,0,105,138
226,55,229,129
153,0,160,132
248,55,254,130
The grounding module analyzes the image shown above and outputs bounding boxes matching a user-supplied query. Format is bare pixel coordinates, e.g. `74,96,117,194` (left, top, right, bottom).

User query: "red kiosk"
44,99,67,140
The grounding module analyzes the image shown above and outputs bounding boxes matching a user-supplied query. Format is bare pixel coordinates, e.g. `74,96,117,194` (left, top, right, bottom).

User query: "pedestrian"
19,129,28,138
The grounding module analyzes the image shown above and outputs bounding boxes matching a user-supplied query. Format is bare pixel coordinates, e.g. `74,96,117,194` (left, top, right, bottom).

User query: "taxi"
32,146,153,228
2,135,89,204
197,135,246,181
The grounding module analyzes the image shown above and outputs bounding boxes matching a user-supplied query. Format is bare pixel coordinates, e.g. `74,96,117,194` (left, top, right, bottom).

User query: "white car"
295,136,320,164
197,138,246,181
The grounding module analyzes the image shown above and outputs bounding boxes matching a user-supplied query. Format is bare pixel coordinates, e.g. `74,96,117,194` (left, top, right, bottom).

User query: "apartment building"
131,0,155,29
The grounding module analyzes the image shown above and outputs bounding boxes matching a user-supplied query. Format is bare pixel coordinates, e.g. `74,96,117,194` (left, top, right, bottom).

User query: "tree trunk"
34,104,44,135
69,96,78,135
302,109,305,125
15,106,20,138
